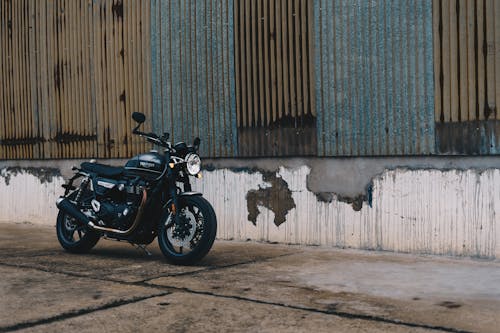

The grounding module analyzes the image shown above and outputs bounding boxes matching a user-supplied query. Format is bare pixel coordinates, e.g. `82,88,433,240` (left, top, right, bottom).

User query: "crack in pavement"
151,286,473,333
0,251,297,285
0,251,61,260
0,262,166,291
140,252,298,282
0,261,472,333
0,292,170,333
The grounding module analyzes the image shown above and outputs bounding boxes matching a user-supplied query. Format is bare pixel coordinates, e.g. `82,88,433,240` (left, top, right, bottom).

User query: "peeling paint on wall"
0,167,61,186
193,166,500,259
246,172,296,227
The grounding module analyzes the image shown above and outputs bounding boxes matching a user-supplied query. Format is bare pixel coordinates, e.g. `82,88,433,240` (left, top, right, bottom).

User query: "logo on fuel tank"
140,161,156,169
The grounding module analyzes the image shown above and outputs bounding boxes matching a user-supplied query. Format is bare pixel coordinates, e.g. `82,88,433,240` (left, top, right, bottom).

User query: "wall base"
1,157,499,258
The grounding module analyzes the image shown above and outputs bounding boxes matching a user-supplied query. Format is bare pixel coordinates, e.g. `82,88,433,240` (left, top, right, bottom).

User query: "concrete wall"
1,158,499,258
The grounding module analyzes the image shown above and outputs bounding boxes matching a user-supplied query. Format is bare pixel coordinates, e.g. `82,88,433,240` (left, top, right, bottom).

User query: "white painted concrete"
193,167,500,258
0,169,65,225
1,166,499,258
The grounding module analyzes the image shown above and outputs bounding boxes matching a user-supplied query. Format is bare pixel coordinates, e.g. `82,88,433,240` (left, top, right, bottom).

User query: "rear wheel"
158,195,217,265
56,192,100,253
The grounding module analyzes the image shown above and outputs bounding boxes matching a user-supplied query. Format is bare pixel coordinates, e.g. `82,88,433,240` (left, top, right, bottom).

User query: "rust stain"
52,132,97,144
246,172,296,227
112,0,123,19
1,136,46,146
436,120,500,154
54,64,61,91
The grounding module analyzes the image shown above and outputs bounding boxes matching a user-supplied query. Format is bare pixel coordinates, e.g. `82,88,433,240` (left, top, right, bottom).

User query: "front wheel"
158,195,217,265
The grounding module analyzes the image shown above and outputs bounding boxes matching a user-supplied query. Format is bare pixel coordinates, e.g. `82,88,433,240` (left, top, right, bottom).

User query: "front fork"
165,154,179,227
164,153,194,228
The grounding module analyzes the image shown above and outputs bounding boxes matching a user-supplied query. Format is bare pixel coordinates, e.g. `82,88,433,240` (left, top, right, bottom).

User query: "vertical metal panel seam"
228,0,237,156
425,1,435,154
314,0,323,156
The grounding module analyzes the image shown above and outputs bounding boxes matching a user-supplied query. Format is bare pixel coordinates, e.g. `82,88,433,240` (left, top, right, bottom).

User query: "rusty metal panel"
434,0,500,154
150,0,237,158
234,0,317,157
314,1,435,156
0,0,152,160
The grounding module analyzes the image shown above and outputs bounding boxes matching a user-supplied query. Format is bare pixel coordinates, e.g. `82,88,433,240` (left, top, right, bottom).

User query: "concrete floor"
0,223,499,333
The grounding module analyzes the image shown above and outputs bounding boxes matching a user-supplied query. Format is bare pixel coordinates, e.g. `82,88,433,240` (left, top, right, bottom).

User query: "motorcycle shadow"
82,243,215,267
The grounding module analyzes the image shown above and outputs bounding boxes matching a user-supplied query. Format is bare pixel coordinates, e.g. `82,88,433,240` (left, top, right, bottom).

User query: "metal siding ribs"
234,0,316,157
313,1,435,156
150,0,237,158
0,0,152,159
434,0,500,154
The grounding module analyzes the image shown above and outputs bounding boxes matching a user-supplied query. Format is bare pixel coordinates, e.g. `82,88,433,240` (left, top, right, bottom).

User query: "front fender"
179,191,203,197
164,192,202,209
160,192,203,227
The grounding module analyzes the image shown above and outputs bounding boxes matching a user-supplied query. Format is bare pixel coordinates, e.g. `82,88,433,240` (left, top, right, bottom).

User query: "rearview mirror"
132,112,146,124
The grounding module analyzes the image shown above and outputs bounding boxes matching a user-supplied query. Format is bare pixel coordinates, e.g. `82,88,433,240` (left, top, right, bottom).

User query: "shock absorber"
74,177,90,204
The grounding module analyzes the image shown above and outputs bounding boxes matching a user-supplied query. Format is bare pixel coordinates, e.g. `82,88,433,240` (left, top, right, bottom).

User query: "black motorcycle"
55,112,217,265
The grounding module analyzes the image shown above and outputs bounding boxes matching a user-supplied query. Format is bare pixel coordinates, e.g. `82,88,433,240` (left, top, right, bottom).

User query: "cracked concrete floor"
1,223,499,333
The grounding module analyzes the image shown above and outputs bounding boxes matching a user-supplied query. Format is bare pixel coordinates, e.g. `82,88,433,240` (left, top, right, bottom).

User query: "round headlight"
185,153,201,175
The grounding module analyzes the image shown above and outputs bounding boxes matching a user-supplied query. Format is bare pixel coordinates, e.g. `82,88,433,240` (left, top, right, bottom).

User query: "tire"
56,193,100,253
158,195,217,265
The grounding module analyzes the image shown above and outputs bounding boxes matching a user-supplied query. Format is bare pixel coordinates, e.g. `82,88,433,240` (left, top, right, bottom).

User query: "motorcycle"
55,112,217,265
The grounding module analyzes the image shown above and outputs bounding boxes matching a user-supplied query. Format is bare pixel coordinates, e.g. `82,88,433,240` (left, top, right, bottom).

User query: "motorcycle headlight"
185,153,201,176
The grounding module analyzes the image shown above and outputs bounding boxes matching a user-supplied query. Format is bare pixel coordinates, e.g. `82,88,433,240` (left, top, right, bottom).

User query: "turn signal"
169,163,175,168
196,172,203,179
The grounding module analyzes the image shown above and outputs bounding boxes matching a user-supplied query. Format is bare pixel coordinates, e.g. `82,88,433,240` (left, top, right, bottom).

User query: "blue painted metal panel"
314,0,435,156
150,0,237,158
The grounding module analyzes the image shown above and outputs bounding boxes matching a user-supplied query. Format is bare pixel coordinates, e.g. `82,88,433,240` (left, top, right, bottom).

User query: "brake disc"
166,209,197,247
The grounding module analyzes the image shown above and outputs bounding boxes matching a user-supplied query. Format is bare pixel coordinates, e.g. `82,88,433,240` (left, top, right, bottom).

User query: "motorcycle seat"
80,162,124,178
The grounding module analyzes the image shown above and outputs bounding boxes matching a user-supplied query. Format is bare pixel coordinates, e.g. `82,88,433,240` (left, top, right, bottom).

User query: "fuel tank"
125,151,165,180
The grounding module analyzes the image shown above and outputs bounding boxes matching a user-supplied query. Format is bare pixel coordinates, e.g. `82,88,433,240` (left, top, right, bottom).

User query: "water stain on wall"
246,172,296,227
315,192,367,212
0,167,61,186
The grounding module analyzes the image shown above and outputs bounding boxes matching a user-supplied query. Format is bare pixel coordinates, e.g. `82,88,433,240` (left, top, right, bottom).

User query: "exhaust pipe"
56,197,91,227
56,189,147,235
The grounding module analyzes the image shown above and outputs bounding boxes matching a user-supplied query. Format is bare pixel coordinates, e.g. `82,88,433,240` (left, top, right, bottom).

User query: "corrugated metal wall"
0,0,152,160
314,1,435,156
434,0,500,154
234,0,317,157
150,0,237,158
234,0,315,127
3,0,500,159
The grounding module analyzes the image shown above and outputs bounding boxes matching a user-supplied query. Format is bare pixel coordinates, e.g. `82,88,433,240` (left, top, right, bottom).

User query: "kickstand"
130,243,152,256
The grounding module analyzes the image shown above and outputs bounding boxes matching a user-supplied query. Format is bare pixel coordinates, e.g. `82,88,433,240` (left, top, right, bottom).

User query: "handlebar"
133,128,171,149
133,125,200,154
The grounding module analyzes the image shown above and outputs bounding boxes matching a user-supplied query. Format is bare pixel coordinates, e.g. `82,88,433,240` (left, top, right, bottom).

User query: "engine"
91,177,146,230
